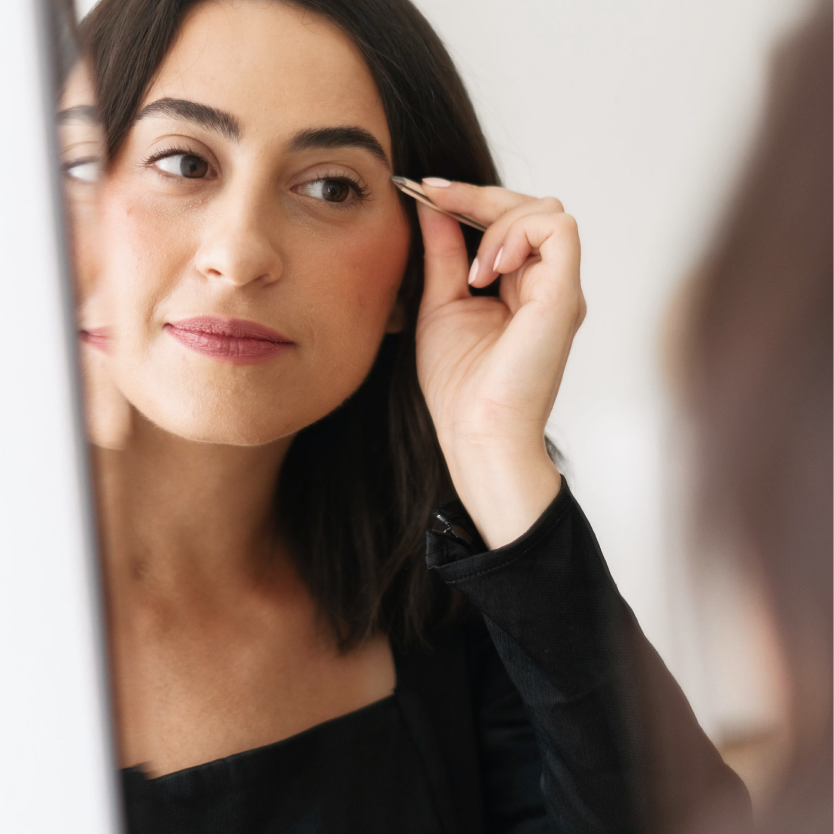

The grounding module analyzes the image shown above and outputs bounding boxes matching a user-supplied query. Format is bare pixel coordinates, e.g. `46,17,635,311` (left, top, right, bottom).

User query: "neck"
95,412,294,597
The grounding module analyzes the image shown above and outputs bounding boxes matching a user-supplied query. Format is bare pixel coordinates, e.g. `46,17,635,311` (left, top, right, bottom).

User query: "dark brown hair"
80,0,501,648
688,6,832,831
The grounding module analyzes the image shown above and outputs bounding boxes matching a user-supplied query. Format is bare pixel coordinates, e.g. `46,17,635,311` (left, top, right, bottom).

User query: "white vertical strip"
0,1,120,832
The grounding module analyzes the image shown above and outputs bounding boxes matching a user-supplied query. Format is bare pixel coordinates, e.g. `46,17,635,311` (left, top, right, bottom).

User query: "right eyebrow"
134,98,242,142
57,105,100,125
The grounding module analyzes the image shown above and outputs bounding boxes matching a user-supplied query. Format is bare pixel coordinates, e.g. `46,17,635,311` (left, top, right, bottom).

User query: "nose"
194,187,282,288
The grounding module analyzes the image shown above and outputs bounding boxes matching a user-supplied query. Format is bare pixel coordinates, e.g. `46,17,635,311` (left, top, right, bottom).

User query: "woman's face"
96,0,411,446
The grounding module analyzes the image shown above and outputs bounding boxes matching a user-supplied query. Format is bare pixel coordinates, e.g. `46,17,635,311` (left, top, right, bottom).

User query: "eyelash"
140,146,370,207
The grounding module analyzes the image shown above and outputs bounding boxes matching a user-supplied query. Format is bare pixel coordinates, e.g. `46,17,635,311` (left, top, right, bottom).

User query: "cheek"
315,214,410,330
98,188,192,335
66,194,100,300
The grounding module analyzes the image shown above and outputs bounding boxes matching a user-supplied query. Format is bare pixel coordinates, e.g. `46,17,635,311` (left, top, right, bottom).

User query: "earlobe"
384,298,407,334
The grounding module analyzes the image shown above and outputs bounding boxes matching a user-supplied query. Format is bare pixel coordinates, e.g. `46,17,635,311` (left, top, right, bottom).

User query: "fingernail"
468,257,480,285
423,177,452,187
493,247,503,273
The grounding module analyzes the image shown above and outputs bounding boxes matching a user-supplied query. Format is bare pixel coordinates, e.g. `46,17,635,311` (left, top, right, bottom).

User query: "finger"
416,200,471,317
496,211,580,282
421,179,539,227
469,200,571,289
497,213,583,325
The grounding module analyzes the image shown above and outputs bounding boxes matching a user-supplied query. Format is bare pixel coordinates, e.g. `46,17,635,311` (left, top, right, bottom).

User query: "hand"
415,180,585,548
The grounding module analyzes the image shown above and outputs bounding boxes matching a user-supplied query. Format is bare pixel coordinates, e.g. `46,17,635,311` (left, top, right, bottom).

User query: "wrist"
441,440,561,550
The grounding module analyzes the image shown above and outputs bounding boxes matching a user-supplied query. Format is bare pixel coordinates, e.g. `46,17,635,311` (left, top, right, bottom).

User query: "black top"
121,695,444,833
119,478,751,834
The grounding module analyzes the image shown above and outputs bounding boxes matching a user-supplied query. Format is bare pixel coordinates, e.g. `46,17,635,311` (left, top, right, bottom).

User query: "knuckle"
556,212,578,235
540,196,564,214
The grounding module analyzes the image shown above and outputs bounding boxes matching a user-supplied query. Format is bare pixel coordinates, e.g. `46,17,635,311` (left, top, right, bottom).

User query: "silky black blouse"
119,478,750,834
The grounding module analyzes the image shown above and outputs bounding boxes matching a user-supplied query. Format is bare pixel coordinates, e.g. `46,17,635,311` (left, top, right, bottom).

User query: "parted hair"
80,0,501,648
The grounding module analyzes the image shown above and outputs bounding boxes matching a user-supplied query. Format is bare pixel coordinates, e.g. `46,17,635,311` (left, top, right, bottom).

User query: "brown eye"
321,179,351,202
299,177,356,203
155,153,210,179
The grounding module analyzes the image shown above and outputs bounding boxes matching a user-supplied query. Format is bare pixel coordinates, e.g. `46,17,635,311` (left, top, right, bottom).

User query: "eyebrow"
288,126,390,169
134,98,390,168
135,98,242,141
57,105,100,125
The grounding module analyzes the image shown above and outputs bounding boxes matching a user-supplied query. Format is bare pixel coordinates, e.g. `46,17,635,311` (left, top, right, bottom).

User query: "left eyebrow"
57,105,100,125
288,126,391,170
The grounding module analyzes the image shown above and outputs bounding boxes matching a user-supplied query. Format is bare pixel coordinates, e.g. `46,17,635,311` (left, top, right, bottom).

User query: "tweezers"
391,176,487,232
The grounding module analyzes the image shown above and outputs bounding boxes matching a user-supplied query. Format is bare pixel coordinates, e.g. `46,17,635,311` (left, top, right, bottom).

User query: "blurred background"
57,0,834,817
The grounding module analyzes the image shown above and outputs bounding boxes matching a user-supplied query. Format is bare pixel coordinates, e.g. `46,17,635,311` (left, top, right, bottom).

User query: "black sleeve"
464,617,557,833
426,477,751,834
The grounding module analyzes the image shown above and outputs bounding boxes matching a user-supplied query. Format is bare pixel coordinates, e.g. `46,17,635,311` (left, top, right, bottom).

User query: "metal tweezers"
391,176,487,232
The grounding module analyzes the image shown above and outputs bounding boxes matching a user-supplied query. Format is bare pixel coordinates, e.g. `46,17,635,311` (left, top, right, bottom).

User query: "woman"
63,0,747,831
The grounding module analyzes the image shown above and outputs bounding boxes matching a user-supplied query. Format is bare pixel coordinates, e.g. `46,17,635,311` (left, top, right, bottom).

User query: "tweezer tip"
390,175,407,186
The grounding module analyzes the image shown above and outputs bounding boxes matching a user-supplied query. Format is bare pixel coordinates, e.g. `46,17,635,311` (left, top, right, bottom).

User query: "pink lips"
80,327,111,353
165,316,294,365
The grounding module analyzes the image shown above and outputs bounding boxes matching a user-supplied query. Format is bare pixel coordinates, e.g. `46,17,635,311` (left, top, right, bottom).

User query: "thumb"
416,200,471,317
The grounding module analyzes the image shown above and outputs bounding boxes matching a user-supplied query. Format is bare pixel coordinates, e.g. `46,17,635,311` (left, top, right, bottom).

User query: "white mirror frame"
0,1,120,831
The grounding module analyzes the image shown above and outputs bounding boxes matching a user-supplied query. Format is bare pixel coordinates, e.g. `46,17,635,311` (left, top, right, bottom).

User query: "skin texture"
66,0,584,777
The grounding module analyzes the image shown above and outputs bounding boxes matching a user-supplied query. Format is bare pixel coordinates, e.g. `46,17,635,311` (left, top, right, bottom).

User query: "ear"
384,296,406,334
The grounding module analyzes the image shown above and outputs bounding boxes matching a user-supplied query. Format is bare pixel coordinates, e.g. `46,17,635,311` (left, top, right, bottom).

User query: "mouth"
164,316,294,365
80,326,111,353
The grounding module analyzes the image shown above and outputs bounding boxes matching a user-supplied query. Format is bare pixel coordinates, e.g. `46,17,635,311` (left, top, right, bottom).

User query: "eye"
298,177,356,203
63,158,101,183
154,152,210,179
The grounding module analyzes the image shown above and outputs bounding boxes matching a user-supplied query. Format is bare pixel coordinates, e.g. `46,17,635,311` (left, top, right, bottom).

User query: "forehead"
143,0,390,152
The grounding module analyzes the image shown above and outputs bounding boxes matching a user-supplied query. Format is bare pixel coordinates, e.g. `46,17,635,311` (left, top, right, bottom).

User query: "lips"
165,316,294,365
80,326,111,353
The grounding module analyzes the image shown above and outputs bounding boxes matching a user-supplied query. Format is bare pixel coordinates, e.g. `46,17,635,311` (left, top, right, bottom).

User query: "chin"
135,385,342,447
149,404,302,446
117,359,369,448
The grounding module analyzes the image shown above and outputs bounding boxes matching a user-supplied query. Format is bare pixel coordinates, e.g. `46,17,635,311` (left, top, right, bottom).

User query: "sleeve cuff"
425,475,574,579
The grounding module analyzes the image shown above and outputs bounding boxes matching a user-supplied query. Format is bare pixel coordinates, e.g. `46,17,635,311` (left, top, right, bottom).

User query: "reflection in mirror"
43,0,830,832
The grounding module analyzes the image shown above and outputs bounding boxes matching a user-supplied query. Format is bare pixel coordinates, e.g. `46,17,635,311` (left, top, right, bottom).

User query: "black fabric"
395,615,555,834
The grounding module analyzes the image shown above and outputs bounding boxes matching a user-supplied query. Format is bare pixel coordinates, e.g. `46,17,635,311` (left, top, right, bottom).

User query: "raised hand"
415,180,585,549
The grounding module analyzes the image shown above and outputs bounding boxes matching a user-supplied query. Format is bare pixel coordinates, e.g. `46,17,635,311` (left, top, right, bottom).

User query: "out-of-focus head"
685,6,832,831
54,5,129,449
